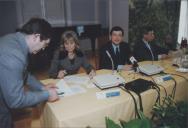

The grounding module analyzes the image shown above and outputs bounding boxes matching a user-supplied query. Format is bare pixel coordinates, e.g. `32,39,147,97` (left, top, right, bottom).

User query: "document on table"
56,79,86,97
64,75,95,88
69,84,86,94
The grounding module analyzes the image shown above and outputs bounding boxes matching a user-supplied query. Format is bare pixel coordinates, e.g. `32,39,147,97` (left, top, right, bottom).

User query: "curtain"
177,0,188,44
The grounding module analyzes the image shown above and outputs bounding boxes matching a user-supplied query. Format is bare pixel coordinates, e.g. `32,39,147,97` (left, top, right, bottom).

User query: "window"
178,0,188,44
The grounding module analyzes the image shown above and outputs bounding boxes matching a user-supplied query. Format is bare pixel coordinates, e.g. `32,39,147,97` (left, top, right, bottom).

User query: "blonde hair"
60,30,79,50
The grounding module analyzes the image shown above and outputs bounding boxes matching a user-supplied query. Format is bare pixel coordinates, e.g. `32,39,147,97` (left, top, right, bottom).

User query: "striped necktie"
146,43,154,61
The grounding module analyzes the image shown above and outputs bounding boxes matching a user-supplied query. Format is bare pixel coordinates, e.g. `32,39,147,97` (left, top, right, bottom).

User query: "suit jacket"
99,41,132,70
0,32,49,128
49,49,94,78
133,40,169,62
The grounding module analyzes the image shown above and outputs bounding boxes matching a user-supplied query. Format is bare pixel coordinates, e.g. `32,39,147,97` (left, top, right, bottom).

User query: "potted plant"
105,110,152,128
152,95,188,128
105,95,188,128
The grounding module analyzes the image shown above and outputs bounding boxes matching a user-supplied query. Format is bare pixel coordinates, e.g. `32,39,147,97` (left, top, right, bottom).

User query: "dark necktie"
116,47,120,63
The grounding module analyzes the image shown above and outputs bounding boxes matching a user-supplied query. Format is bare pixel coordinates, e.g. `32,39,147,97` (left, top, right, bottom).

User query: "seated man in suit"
133,26,169,62
99,26,132,70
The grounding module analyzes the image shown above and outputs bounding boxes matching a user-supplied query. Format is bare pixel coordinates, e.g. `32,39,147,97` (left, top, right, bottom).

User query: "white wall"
0,0,17,36
98,0,109,28
109,0,129,41
16,0,110,28
67,0,96,25
44,0,66,26
1,0,129,37
178,0,188,44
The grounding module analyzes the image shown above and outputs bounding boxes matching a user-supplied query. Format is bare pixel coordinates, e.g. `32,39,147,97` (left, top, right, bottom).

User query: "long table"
40,60,188,127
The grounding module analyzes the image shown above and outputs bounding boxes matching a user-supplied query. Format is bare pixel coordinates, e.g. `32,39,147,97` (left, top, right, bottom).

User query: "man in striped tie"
133,26,169,62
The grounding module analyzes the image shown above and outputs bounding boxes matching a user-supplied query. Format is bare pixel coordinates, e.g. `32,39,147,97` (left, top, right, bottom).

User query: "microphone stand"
106,50,115,74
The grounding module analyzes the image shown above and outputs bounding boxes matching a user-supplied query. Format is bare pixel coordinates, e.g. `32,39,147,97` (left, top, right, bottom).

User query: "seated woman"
49,30,95,79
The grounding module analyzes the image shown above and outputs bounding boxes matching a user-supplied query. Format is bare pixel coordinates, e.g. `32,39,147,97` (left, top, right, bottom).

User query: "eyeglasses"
42,40,50,50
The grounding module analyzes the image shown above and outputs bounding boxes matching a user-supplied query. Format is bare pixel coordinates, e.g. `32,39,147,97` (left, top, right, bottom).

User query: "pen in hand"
57,92,64,95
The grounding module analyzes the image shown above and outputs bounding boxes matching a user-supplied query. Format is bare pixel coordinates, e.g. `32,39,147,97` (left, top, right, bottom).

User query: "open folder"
92,73,125,90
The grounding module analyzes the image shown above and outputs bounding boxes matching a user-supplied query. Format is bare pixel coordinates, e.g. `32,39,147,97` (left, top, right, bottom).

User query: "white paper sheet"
64,75,96,88
56,79,87,97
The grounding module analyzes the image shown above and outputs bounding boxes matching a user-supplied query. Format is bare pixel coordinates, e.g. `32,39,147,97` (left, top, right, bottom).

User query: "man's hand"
43,83,59,102
48,88,59,102
123,65,133,71
44,83,57,90
161,54,169,59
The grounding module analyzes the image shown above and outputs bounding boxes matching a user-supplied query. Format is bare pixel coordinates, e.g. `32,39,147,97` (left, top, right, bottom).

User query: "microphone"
129,56,139,72
106,50,115,74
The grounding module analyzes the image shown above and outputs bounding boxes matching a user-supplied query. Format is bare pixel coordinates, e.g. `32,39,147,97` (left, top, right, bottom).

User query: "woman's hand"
89,69,96,79
57,70,67,79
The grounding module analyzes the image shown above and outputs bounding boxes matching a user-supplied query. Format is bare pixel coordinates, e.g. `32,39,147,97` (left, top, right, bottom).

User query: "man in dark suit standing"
133,26,169,62
99,26,132,70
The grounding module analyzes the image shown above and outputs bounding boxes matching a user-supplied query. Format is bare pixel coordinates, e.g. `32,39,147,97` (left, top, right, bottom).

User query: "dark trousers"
0,112,13,128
